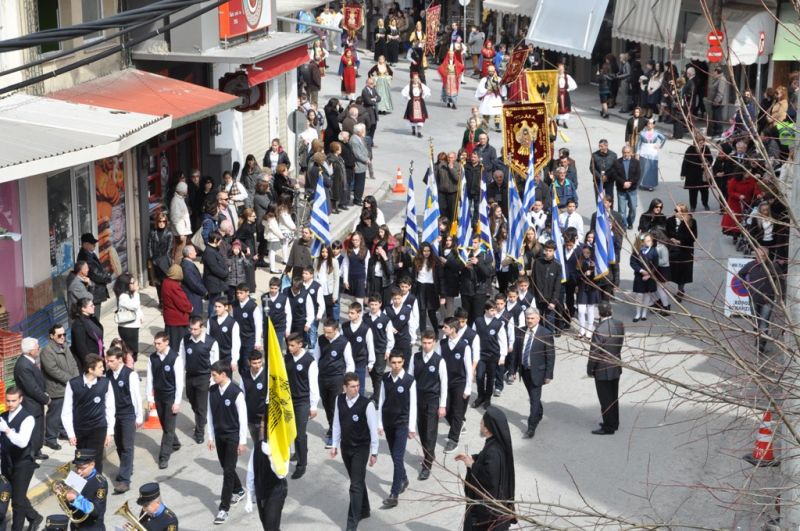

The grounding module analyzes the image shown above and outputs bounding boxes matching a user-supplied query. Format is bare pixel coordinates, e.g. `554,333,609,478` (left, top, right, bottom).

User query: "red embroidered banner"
425,4,441,56
342,3,363,32
501,102,551,178
500,44,530,86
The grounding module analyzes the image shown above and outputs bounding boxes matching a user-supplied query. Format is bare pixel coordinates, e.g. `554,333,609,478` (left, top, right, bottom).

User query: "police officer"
146,332,184,470
43,514,69,531
233,283,263,377
179,317,219,444
284,333,320,479
241,350,267,445
105,348,142,494
62,448,108,530
137,482,179,530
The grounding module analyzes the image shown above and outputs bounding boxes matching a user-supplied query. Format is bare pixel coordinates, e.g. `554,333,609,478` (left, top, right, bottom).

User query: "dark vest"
285,352,315,403
473,317,503,360
412,351,443,400
284,288,308,334
107,367,135,418
342,320,371,368
0,408,33,475
381,372,414,427
338,394,372,448
440,338,468,387
263,292,288,333
368,312,391,356
304,280,322,317
150,350,179,400
183,333,216,376
506,302,525,339
386,304,412,346
209,314,236,361
233,298,258,341
318,335,348,380
518,291,534,312
209,382,243,441
69,376,109,429
240,369,267,424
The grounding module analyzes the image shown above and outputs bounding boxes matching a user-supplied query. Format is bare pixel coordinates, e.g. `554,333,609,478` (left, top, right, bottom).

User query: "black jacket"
608,157,641,191
435,162,459,195
340,142,357,170
181,258,207,317
486,179,509,217
464,162,483,199
587,317,624,380
14,356,50,415
202,245,229,295
147,228,174,277
366,245,394,289
680,144,714,188
360,85,381,124
438,249,462,297
459,252,494,297
590,149,618,187
531,256,561,305
76,248,111,304
262,149,291,171
521,325,555,385
473,144,498,173
70,314,104,372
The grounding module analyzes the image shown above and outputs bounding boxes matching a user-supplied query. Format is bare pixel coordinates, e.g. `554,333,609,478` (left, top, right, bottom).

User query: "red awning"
50,69,241,128
246,45,309,86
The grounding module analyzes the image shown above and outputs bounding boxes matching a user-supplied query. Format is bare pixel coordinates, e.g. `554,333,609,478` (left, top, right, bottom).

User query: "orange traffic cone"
143,403,162,430
392,166,406,193
744,410,779,466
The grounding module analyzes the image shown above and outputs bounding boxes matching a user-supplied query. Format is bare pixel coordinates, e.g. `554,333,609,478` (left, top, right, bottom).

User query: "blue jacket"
554,179,578,208
181,258,206,317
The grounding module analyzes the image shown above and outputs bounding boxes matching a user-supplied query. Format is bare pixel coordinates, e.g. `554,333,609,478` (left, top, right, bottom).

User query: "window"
36,0,60,54
82,0,102,41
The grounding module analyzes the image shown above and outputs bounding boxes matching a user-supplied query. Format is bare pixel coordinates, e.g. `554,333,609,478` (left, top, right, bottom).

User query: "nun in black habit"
455,406,516,530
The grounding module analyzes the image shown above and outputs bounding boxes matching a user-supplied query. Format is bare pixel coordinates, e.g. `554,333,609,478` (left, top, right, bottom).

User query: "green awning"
773,3,800,61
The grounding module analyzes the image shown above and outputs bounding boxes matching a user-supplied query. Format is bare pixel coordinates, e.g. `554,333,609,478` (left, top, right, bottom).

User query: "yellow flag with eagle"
266,317,296,477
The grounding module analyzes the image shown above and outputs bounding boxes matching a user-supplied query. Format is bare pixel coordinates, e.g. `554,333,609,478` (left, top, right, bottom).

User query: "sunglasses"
54,333,66,338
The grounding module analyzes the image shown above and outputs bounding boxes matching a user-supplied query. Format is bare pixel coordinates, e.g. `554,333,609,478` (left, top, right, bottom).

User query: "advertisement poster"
95,156,127,276
724,256,753,317
501,102,551,177
219,0,273,40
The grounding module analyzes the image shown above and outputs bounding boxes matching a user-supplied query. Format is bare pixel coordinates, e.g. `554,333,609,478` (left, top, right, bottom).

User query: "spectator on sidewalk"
40,325,79,451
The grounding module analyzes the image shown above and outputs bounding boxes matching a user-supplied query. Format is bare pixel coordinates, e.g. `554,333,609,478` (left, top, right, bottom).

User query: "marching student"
386,287,417,365
285,279,315,338
366,295,393,403
105,348,142,494
208,297,241,372
516,275,535,313
301,267,326,348
378,352,417,508
314,319,355,448
262,277,292,351
146,332,184,470
471,302,507,409
492,293,517,397
439,317,472,453
408,330,447,480
207,361,248,525
503,286,526,385
232,283,263,377
245,426,288,530
342,302,376,395
179,316,219,444
331,372,379,531
397,277,420,328
240,350,267,445
61,353,115,475
285,333,320,479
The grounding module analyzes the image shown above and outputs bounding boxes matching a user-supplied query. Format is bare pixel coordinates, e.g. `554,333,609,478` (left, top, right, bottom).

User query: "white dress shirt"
289,350,320,410
146,350,185,406
559,211,585,241
207,380,249,446
332,394,380,454
111,366,143,425
436,338,473,397
455,325,480,367
408,351,448,408
377,369,417,432
0,407,34,448
208,314,241,365
504,301,525,349
389,303,419,346
178,332,221,373
303,281,326,321
399,292,420,334
265,294,293,333
61,375,116,437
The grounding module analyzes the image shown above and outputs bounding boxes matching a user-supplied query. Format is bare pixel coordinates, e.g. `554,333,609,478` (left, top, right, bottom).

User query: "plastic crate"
1,355,19,382
0,330,21,359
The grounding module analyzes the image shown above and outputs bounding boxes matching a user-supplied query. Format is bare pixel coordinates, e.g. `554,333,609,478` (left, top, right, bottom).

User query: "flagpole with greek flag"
594,191,611,280
422,144,440,246
522,141,536,213
455,166,472,264
308,173,331,258
404,169,419,256
551,183,567,283
506,174,527,262
477,174,493,260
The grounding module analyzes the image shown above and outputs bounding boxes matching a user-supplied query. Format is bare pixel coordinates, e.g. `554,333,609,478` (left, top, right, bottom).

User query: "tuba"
114,500,148,531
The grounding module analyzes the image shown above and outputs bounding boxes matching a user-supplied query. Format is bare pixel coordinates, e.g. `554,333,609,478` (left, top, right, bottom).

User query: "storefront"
770,2,799,88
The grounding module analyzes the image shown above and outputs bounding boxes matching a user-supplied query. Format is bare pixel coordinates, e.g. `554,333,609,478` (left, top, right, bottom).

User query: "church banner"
501,102,551,177
500,44,530,87
526,70,559,120
342,3,364,34
425,4,441,56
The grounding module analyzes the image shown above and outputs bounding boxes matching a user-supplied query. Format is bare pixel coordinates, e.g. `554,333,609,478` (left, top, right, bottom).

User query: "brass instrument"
115,500,148,531
48,462,90,524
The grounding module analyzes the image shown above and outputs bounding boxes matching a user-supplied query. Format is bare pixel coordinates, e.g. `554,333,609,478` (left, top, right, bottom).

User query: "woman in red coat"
161,264,193,349
480,40,496,77
721,173,760,239
339,47,357,99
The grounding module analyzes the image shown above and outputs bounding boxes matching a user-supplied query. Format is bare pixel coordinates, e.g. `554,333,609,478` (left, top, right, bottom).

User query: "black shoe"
591,428,614,435
482,399,491,409
418,468,430,480
194,434,204,444
44,441,61,451
172,446,181,452
640,316,647,322
416,131,423,138
675,291,684,303
471,399,483,409
28,514,43,531
291,467,306,479
339,205,350,211
522,429,536,439
399,478,409,493
562,122,568,129
113,483,130,494
382,496,398,508
158,460,168,469
443,439,458,453
633,317,640,323
33,453,48,461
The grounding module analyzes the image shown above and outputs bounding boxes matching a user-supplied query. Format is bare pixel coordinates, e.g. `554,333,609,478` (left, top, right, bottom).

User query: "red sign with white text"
219,0,272,40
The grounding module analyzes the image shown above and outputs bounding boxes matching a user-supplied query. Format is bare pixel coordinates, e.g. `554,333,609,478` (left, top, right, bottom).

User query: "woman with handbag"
148,212,174,306
113,273,142,363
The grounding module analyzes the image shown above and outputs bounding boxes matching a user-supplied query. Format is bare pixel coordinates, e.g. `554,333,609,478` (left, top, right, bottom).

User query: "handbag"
191,227,206,253
114,307,137,325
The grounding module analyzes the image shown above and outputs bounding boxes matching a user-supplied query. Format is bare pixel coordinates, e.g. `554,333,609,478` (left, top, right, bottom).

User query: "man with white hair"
13,337,51,460
518,308,555,440
350,124,370,206
170,181,192,261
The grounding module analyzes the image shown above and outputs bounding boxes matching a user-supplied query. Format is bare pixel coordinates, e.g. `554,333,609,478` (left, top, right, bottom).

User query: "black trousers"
114,415,136,484
445,383,467,443
165,325,187,354
185,374,210,439
461,294,486,326
155,397,179,462
30,414,43,458
688,187,710,210
319,377,343,438
439,192,457,222
0,475,9,531
341,444,370,530
594,378,620,432
257,480,288,530
370,359,386,404
248,420,262,447
417,399,439,470
520,368,544,431
293,400,310,468
475,359,497,403
44,397,65,444
9,461,37,531
215,438,243,511
75,426,106,474
353,172,366,204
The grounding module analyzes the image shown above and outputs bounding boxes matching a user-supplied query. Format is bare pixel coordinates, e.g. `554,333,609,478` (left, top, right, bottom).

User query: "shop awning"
49,69,240,128
684,7,775,65
277,0,328,16
612,0,682,48
773,3,800,61
0,94,171,183
526,0,609,59
483,0,536,17
247,44,309,85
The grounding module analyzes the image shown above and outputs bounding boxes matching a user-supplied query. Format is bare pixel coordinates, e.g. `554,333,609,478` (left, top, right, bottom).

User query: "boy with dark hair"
386,288,417,365
240,350,267,445
378,353,416,508
439,317,472,453
284,279,314,337
208,297,241,372
262,277,291,350
313,319,355,448
146,332,184,469
342,302,375,395
471,302,507,409
105,348,142,493
366,295,393,404
408,330,446,480
301,267,325,348
179,316,219,443
233,283,262,377
284,333,319,479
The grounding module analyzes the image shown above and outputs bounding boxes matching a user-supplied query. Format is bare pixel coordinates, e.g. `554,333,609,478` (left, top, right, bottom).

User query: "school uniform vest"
263,293,288,333
107,366,135,418
473,317,503,361
440,338,468,387
518,291,534,312
209,314,236,362
338,394,372,448
381,372,414,427
318,335,348,380
150,350,179,400
284,288,308,334
209,383,243,441
412,351,442,401
240,369,267,424
402,293,417,309
386,304,412,348
368,313,391,355
1,408,32,475
183,333,216,376
460,326,477,348
304,280,322,317
285,352,315,403
342,321,371,368
506,302,525,340
347,250,367,281
233,298,258,343
69,376,109,429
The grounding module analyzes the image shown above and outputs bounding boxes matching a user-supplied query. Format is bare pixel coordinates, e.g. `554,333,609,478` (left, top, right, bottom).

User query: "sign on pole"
707,45,724,63
758,31,766,56
724,257,753,317
707,30,724,45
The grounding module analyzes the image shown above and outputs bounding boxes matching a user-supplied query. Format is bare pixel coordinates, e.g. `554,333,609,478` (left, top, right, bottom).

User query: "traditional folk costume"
402,75,431,137
408,24,427,68
374,22,387,62
386,23,401,64
310,41,329,77
475,70,506,132
636,125,667,190
555,67,578,128
339,49,357,99
438,51,465,109
480,41,496,77
367,61,394,114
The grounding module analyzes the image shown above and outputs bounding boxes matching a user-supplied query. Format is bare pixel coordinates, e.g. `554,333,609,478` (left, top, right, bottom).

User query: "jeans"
44,397,65,444
616,189,638,229
306,320,319,349
355,367,367,396
215,437,243,511
754,301,774,355
384,425,409,496
114,415,137,484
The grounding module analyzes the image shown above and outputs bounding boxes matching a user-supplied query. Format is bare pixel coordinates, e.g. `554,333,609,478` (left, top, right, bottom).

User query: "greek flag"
522,143,536,213
551,184,567,283
594,192,611,279
309,175,330,258
455,171,472,264
422,159,440,246
477,176,493,261
506,175,527,262
404,172,419,256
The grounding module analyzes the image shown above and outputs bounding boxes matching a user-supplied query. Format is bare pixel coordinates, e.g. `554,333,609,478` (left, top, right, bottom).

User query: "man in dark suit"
202,233,228,318
473,133,497,174
587,302,624,435
13,337,51,461
607,145,641,230
361,77,381,142
518,308,555,439
181,244,207,317
76,233,111,317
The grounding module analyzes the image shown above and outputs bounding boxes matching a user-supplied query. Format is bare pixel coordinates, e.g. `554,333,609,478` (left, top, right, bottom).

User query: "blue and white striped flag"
522,142,536,213
309,174,330,258
422,159,440,246
477,175,493,261
594,192,611,279
455,170,472,264
551,184,567,283
404,172,419,256
506,175,528,262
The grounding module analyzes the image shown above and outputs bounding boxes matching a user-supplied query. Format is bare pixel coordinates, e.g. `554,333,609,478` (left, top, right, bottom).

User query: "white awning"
612,0,682,49
684,7,776,65
0,94,171,183
526,0,609,59
277,0,328,16
483,0,536,17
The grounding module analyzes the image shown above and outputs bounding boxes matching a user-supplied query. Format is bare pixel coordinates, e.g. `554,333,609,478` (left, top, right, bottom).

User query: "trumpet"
49,471,89,524
115,500,148,531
